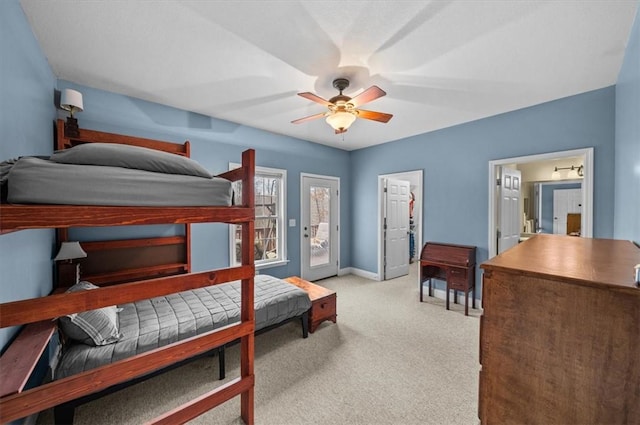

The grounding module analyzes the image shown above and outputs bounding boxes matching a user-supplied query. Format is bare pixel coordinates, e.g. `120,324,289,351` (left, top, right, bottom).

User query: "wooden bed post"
240,148,255,425
184,141,192,273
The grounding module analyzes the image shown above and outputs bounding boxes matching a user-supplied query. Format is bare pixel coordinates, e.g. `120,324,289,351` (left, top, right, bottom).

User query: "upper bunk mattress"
6,157,233,206
55,275,311,379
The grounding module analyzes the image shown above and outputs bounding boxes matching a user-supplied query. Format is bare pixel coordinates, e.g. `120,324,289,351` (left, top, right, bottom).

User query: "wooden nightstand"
284,276,337,333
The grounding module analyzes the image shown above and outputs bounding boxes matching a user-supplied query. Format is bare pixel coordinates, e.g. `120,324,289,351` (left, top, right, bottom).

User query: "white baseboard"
337,267,352,276
347,267,379,281
428,287,482,310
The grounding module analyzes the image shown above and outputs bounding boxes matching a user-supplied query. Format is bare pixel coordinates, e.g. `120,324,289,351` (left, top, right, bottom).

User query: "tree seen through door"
310,185,330,267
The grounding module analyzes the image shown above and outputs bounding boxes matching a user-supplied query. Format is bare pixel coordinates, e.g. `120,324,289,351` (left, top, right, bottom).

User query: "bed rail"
0,265,253,329
0,204,254,233
55,119,190,155
0,321,254,423
0,320,56,398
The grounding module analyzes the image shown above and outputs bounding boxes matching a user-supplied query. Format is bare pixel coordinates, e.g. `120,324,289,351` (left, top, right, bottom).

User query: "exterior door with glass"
301,175,339,281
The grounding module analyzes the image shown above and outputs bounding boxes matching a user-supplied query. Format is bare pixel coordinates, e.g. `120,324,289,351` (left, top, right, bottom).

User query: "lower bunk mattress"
55,274,311,379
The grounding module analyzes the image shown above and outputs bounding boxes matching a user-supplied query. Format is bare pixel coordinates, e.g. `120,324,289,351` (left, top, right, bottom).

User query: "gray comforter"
4,157,233,206
55,275,311,379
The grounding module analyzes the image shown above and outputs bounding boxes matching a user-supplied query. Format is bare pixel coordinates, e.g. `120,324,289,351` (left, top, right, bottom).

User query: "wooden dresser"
479,234,640,424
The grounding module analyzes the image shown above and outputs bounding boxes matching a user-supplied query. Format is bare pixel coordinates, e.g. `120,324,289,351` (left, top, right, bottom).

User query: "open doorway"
377,170,423,281
488,148,594,257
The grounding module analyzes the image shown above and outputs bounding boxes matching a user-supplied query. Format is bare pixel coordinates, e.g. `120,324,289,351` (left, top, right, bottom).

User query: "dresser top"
481,234,640,293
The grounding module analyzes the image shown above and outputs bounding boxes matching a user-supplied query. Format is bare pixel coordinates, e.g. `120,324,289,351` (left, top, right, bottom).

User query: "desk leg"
420,279,423,302
445,285,450,310
472,286,476,309
428,278,433,297
453,289,458,304
464,291,469,316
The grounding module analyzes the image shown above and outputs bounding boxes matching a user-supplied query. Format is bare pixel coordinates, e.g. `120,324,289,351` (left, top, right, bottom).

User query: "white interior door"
553,188,582,234
384,178,410,280
498,167,521,254
301,175,339,281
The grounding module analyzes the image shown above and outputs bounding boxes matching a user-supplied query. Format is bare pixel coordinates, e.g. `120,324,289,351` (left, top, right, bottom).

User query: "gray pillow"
50,142,212,178
58,281,121,346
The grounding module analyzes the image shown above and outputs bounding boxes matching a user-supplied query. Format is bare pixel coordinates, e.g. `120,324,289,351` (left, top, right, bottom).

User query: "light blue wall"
615,3,640,244
351,87,616,284
56,81,352,279
0,0,56,348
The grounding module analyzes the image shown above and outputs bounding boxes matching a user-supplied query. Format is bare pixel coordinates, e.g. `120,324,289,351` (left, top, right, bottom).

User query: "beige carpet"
37,264,481,424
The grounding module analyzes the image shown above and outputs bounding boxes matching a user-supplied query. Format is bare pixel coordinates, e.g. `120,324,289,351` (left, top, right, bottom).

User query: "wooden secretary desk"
419,242,476,315
479,234,640,424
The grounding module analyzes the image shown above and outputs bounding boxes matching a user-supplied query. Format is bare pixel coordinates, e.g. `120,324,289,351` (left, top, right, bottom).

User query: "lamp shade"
326,111,356,132
567,167,578,179
60,89,84,113
551,167,561,180
54,241,87,261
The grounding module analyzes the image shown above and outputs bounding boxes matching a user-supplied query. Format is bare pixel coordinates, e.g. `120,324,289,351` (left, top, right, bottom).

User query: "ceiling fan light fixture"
293,77,391,134
326,111,356,133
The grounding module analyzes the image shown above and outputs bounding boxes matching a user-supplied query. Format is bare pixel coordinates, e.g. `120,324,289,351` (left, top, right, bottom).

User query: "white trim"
427,287,483,311
488,148,594,258
300,173,340,280
348,267,379,281
256,259,290,271
377,170,423,281
338,267,353,276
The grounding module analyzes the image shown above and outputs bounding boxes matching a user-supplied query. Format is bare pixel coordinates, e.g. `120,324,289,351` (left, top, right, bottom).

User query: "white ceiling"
20,1,638,151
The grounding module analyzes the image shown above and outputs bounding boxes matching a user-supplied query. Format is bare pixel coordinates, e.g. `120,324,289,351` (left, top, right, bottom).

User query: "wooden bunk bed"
0,120,257,424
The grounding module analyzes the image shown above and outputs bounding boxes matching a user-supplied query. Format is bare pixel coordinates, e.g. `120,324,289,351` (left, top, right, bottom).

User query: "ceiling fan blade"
356,109,393,123
350,86,386,108
291,112,326,124
297,92,332,106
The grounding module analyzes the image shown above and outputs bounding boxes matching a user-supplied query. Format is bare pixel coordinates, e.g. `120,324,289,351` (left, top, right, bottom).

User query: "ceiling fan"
291,78,393,134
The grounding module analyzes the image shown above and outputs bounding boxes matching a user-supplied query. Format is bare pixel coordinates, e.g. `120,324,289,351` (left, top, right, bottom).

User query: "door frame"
488,147,594,258
377,170,423,281
300,173,340,281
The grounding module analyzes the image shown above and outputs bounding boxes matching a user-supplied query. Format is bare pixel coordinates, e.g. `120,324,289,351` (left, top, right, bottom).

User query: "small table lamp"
60,89,84,138
54,241,87,286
